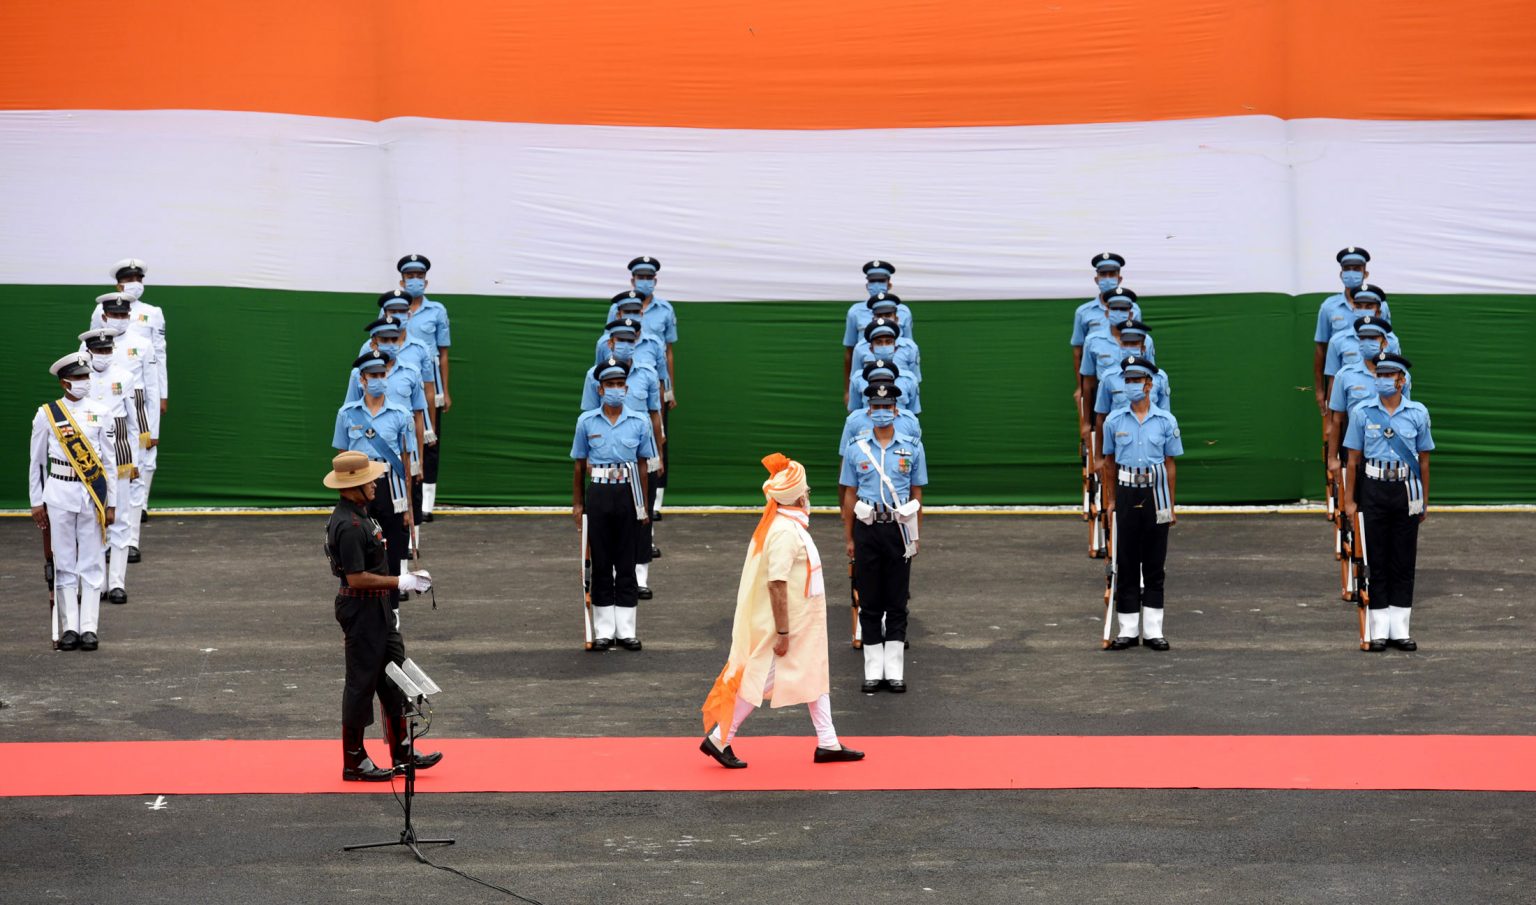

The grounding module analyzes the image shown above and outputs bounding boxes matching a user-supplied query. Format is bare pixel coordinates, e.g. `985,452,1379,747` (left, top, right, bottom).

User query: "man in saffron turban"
699,454,866,768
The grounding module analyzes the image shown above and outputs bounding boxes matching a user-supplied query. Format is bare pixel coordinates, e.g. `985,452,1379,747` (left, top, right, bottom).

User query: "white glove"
398,570,432,594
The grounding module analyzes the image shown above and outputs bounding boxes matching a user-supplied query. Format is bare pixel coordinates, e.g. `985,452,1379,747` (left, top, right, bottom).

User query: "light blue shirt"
848,374,921,415
1324,329,1402,379
1102,405,1183,466
356,335,438,385
844,302,914,347
1094,365,1171,415
1330,362,1412,414
840,407,921,457
344,361,427,413
404,298,451,355
1080,334,1156,379
1344,398,1434,462
1314,294,1394,343
570,407,657,465
1071,296,1144,347
593,333,668,383
581,362,662,414
332,399,417,468
850,337,922,383
607,294,678,345
839,430,928,505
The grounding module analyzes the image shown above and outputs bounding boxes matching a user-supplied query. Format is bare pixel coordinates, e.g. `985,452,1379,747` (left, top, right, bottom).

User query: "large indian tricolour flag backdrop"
1,0,1534,506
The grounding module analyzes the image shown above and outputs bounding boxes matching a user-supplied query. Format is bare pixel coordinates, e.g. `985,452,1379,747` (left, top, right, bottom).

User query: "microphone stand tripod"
343,693,454,858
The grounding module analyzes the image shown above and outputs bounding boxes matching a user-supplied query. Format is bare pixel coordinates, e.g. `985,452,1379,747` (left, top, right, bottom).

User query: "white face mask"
120,282,144,301
90,353,111,372
66,378,90,398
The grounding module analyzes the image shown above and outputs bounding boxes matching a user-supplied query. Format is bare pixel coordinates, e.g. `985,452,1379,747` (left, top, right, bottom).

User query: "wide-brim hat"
324,450,388,489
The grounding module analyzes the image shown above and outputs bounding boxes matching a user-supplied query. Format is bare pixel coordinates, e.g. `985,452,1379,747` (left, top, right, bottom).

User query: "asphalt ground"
1,511,1533,904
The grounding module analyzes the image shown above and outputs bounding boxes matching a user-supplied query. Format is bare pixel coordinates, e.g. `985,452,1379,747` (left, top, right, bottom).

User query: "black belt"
337,586,391,598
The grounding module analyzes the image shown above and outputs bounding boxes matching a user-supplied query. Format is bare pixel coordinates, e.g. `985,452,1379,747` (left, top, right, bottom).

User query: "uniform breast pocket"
1397,426,1418,446
347,425,365,441
1364,426,1382,441
1349,386,1370,401
618,430,641,452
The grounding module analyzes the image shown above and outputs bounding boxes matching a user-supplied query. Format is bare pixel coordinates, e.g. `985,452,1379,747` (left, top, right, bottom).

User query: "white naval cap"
79,327,121,346
112,258,148,280
50,351,91,378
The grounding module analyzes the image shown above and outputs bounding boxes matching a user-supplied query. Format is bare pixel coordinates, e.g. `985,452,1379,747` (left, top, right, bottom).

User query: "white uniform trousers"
50,505,105,634
709,662,839,749
107,474,139,591
129,446,155,547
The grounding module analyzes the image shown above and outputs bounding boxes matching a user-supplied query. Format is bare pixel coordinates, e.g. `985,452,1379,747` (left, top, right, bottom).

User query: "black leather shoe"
619,637,643,651
108,588,128,605
1364,640,1387,652
140,510,149,524
652,510,664,522
400,591,410,602
79,631,99,651
651,545,662,558
700,738,747,769
127,546,142,564
886,680,907,693
1145,637,1170,651
590,638,613,652
1389,638,1418,651
1107,636,1138,651
423,512,435,523
58,631,80,651
814,746,866,763
861,679,884,693
393,751,444,773
342,756,394,782
637,586,653,600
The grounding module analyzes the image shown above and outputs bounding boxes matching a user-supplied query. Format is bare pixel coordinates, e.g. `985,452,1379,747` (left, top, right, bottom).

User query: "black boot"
342,726,393,782
385,714,443,773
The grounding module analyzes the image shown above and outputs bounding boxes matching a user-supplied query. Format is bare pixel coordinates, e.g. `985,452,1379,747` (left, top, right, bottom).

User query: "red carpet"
1,736,1532,797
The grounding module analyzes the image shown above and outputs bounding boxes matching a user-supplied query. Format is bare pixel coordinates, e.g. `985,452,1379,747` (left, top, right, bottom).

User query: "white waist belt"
589,465,634,481
1365,460,1410,481
1117,468,1159,486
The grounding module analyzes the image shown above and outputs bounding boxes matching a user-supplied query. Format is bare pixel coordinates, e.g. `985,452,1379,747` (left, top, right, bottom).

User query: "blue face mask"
872,343,896,356
1374,376,1399,397
1108,309,1131,325
1358,338,1383,360
1120,343,1144,357
869,407,897,426
365,377,387,398
867,281,888,295
404,277,426,297
1124,381,1148,403
601,388,626,408
1097,276,1119,293
1340,271,1365,290
634,278,656,295
376,340,400,356
611,341,635,361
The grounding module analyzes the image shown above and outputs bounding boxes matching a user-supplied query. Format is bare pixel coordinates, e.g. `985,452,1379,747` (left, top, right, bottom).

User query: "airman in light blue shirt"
850,315,922,382
849,358,920,415
595,295,668,379
1323,293,1400,380
840,398,921,457
1313,249,1392,414
571,374,659,467
840,384,929,507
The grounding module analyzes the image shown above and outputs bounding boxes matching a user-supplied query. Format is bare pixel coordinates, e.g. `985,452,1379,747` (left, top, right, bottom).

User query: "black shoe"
700,738,747,769
108,588,128,605
1145,637,1170,651
400,591,410,602
140,510,149,524
886,680,907,693
1107,636,1138,651
423,512,435,523
637,586,653,600
342,756,394,782
1364,640,1387,652
652,510,664,522
1389,638,1418,651
619,637,643,651
79,631,99,651
861,679,884,693
651,545,662,559
814,746,866,763
127,546,141,564
393,751,444,773
58,631,80,651
590,638,613,652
